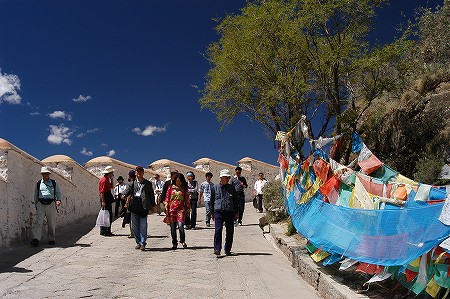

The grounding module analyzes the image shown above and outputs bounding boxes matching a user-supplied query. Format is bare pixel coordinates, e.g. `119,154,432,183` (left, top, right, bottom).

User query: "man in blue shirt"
30,166,62,247
210,169,238,256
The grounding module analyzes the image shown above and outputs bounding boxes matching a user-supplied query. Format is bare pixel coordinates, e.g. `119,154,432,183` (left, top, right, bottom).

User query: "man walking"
99,166,115,236
231,166,247,225
123,166,156,251
210,169,238,256
114,175,126,218
30,166,62,247
151,173,164,215
253,172,268,213
199,172,214,227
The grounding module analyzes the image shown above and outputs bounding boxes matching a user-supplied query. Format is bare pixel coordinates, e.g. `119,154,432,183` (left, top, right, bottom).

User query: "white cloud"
106,150,116,157
0,69,21,104
48,110,72,121
47,124,73,145
101,143,108,147
72,95,92,103
132,124,167,136
86,128,100,134
30,111,40,116
76,133,85,138
80,147,93,156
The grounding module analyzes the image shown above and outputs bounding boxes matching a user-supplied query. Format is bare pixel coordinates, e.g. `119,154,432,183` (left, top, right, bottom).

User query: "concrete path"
0,203,319,299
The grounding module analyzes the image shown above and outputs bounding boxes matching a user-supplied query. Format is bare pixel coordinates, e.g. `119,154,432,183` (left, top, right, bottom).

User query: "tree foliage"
200,0,411,160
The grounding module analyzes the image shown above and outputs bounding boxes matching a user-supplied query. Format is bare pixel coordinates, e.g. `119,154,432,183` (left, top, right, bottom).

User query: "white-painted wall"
0,149,99,251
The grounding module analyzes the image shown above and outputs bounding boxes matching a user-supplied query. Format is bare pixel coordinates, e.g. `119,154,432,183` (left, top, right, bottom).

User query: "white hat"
102,166,115,174
219,169,231,178
40,166,51,174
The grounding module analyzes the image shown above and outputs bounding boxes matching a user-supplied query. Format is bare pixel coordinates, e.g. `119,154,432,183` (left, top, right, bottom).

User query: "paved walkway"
0,203,319,299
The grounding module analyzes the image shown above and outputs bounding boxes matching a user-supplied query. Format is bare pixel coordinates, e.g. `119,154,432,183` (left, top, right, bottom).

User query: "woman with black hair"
163,173,191,249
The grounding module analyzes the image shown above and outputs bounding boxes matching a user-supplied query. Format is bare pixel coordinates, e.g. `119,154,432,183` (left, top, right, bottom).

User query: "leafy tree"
200,0,411,161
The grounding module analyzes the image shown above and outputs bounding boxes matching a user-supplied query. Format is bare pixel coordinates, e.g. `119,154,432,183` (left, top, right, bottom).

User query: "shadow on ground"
0,215,96,274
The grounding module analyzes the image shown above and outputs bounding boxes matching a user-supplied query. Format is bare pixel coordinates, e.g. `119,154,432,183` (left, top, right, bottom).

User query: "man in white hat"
210,169,238,256
30,166,62,247
99,166,115,236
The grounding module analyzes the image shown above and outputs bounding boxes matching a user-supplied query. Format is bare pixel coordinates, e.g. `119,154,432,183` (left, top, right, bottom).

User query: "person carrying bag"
122,166,156,251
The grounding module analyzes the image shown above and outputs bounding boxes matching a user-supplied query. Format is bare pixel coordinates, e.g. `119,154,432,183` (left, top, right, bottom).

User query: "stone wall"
0,138,280,252
238,158,279,201
0,147,99,252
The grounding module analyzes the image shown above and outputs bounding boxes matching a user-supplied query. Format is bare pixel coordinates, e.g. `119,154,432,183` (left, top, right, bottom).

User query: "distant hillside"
358,76,450,183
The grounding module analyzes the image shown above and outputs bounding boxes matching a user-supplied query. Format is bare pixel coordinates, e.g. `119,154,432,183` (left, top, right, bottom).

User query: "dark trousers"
257,194,263,212
190,200,198,228
213,210,235,253
237,192,245,222
170,222,185,246
100,202,113,234
114,194,125,217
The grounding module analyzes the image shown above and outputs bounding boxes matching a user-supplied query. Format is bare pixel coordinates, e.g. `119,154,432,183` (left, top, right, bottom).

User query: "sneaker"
140,245,146,251
135,244,141,250
214,250,220,256
225,251,234,256
206,223,211,227
181,242,187,248
171,245,178,250
48,240,55,245
127,234,134,238
30,238,39,247
238,221,243,226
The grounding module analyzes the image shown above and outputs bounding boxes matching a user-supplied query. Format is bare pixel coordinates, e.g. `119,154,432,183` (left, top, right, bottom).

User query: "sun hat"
102,166,115,174
128,170,136,177
186,171,195,179
40,166,51,174
219,169,231,178
117,176,124,181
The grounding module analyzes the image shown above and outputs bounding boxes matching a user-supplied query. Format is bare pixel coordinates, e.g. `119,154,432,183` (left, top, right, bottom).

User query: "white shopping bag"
96,209,110,227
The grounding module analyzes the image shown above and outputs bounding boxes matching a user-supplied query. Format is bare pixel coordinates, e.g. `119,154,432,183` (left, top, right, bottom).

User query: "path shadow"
233,252,273,256
148,245,214,252
0,215,96,274
147,247,177,252
240,223,260,227
148,235,168,239
215,252,273,259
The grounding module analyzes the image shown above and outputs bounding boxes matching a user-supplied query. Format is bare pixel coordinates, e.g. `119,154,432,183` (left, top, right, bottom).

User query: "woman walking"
163,173,191,249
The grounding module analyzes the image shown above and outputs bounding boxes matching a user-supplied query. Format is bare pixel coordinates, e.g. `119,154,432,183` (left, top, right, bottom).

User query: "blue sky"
0,0,443,168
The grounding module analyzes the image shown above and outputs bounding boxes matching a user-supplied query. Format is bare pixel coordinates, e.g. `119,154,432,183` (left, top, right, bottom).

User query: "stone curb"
266,223,369,299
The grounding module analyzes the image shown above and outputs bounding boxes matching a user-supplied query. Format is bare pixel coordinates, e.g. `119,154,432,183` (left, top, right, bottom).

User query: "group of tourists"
29,165,268,257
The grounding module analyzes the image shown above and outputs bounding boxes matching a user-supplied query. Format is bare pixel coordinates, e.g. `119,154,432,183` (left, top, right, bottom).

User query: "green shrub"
414,155,445,184
263,180,288,223
286,217,297,236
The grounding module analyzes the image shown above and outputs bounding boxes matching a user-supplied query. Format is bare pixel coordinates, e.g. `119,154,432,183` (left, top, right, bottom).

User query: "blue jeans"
213,210,235,253
205,201,212,224
170,222,185,246
131,212,148,245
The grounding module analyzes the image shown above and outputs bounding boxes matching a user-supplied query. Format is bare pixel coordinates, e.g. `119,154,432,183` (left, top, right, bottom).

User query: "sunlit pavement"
0,203,319,299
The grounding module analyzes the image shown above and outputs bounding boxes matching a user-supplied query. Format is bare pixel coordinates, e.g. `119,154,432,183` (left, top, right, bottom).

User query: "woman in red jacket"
163,173,191,249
